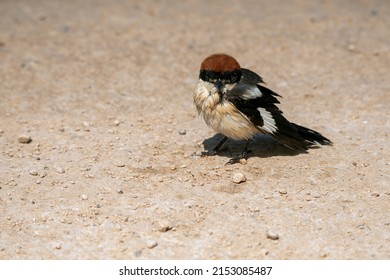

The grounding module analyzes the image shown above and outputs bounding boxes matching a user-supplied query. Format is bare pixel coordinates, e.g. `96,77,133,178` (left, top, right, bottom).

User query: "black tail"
292,123,332,146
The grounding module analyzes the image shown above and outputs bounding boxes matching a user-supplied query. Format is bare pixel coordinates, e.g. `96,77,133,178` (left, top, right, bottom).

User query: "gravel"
18,135,32,144
29,169,38,176
146,239,158,249
266,230,279,240
232,172,246,184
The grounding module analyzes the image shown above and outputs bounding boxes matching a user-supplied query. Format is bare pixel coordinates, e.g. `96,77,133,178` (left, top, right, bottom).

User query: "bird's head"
199,53,242,95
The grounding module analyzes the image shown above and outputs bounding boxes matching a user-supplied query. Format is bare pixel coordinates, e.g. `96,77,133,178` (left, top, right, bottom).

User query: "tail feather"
292,123,332,146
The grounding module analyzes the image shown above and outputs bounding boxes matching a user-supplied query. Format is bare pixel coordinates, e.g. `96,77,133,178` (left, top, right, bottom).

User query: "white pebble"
232,172,246,184
266,230,279,240
179,129,186,135
29,169,38,176
81,194,88,200
278,189,288,195
146,239,158,249
55,166,65,174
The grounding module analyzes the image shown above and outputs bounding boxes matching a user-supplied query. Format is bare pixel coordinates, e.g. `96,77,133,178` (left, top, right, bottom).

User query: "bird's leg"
213,136,229,152
226,140,251,165
200,136,229,157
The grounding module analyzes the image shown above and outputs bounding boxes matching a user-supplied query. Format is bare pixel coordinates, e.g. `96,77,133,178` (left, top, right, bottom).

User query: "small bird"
193,53,332,164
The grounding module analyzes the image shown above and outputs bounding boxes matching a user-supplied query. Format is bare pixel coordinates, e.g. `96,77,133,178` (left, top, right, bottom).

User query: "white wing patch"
241,85,262,100
257,108,277,133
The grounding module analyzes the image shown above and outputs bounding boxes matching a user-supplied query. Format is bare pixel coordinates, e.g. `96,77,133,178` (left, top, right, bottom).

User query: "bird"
193,53,332,164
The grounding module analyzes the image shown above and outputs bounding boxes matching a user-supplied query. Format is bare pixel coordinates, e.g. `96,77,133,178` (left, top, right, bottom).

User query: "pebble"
146,239,158,249
54,243,61,250
29,169,38,176
178,129,186,135
81,194,88,200
55,166,65,174
266,230,279,240
232,172,246,184
158,221,173,232
278,189,288,195
115,162,125,167
348,44,356,51
239,158,247,165
113,120,120,126
18,135,32,144
117,189,123,194
371,192,380,197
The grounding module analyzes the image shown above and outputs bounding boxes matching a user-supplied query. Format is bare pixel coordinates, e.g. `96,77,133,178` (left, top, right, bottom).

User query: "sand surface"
0,0,389,259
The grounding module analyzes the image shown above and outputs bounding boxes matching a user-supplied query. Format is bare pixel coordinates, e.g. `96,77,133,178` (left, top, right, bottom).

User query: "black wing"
227,69,331,150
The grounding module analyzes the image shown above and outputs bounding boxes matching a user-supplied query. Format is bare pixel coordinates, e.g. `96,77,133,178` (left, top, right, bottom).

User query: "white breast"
193,80,259,140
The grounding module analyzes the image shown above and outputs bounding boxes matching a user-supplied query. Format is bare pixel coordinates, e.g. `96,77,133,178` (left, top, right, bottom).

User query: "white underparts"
193,79,259,140
257,108,277,133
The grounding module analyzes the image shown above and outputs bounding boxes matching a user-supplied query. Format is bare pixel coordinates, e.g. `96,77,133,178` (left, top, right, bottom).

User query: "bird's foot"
225,149,251,165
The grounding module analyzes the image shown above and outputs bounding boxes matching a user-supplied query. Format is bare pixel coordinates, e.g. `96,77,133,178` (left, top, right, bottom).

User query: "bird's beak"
216,80,223,94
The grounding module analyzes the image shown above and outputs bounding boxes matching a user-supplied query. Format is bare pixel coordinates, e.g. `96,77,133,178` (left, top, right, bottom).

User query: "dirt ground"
0,0,389,260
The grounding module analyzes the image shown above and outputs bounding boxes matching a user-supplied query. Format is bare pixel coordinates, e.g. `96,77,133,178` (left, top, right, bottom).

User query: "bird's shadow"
202,134,308,159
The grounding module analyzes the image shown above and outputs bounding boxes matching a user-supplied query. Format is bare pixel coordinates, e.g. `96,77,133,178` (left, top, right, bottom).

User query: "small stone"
54,244,61,250
55,166,65,174
18,135,32,144
348,44,356,51
113,120,120,126
146,240,158,249
170,165,177,171
29,169,38,176
157,177,164,182
278,189,288,195
115,162,125,167
158,221,173,232
266,230,279,240
35,179,41,184
178,129,186,135
117,189,123,194
239,158,247,165
40,171,47,178
192,151,203,157
81,194,88,200
232,172,246,184
371,192,380,197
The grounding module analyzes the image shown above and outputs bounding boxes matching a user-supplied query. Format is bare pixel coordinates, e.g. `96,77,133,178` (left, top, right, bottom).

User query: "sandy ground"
0,0,389,260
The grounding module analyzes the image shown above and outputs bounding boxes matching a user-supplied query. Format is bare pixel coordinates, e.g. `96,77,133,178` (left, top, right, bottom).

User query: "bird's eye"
229,70,241,83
